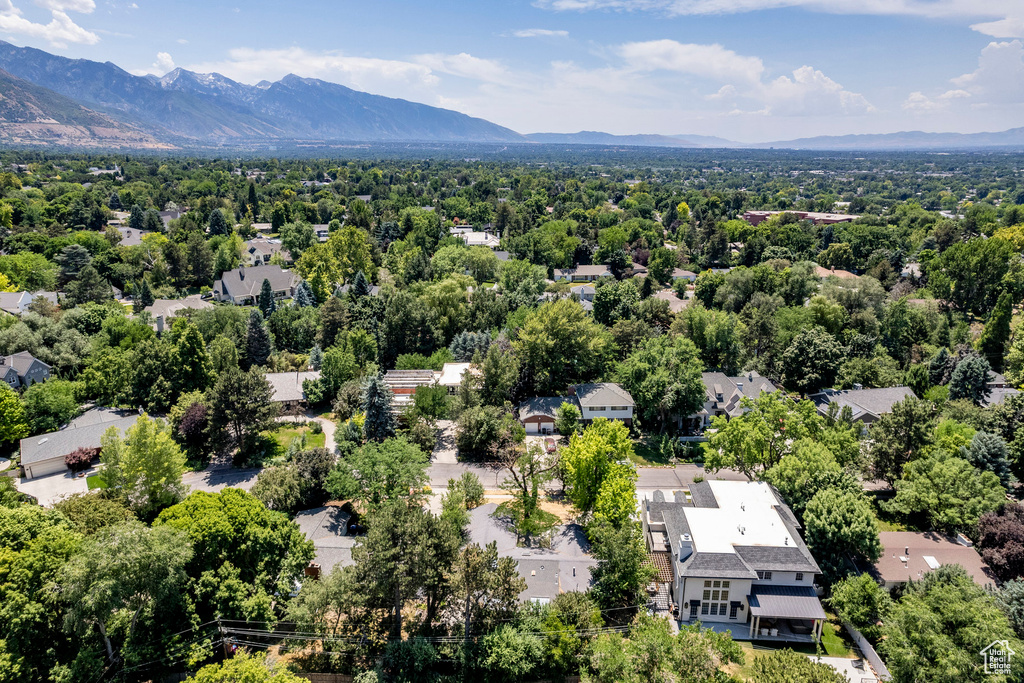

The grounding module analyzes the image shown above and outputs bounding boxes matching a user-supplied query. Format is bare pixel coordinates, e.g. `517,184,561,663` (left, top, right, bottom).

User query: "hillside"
0,68,167,148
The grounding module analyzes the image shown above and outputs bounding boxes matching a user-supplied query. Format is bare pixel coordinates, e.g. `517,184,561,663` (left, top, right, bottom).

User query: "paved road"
427,461,748,490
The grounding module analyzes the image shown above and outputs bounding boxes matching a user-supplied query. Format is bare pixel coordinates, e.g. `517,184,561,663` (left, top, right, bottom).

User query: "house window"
704,580,712,588
591,406,606,412
611,406,628,411
709,603,719,616
713,580,721,588
796,573,804,582
729,604,739,619
703,590,711,601
721,591,729,602
690,602,699,619
757,571,772,580
722,581,730,588
701,603,709,615
711,590,719,601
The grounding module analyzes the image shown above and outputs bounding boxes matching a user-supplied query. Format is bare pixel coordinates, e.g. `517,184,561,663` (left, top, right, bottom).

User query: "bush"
65,446,98,473
309,421,323,435
449,471,485,509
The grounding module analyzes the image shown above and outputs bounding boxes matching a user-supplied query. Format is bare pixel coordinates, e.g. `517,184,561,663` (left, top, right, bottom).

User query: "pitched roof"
701,371,777,417
518,396,566,421
571,383,634,408
0,291,29,314
215,265,299,299
809,386,916,421
293,506,356,574
144,295,213,320
20,412,139,465
872,531,996,588
1,351,50,376
553,265,611,277
266,371,319,403
747,584,827,620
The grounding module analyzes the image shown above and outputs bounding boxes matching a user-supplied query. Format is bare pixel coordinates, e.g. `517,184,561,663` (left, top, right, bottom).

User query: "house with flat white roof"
640,480,826,643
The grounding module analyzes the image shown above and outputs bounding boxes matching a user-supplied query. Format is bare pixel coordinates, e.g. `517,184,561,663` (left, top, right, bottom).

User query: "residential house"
986,372,1020,407
518,397,567,435
870,531,996,590
552,265,612,282
313,224,330,242
294,506,357,576
266,371,320,411
653,288,688,313
455,230,501,249
212,265,300,305
570,383,635,426
682,371,777,433
468,503,596,604
569,285,595,302
243,238,292,266
1,352,51,389
436,362,474,394
145,295,214,332
808,386,916,427
20,408,138,479
116,227,151,247
0,291,58,316
383,363,476,409
336,283,381,297
672,269,698,283
814,265,860,280
743,210,858,227
640,481,827,642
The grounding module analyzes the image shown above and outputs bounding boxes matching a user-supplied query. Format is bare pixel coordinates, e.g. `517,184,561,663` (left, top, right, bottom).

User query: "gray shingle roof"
266,371,319,403
809,386,916,421
20,413,139,466
214,265,299,300
518,396,565,421
2,351,49,377
571,383,634,409
294,506,356,574
688,480,720,509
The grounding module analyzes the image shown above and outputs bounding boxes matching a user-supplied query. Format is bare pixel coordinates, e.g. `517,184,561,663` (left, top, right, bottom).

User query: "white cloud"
950,39,1024,104
618,39,764,82
755,65,873,115
0,3,99,47
971,17,1024,39
512,28,569,38
176,37,187,44
33,0,93,11
186,47,439,92
129,51,175,76
415,52,510,84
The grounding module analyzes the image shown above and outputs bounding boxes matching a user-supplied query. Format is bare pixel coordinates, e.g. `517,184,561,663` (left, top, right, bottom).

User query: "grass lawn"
86,474,107,490
261,424,327,464
629,441,674,467
725,620,853,680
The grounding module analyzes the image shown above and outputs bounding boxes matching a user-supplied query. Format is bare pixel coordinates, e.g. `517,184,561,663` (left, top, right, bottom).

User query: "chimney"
679,534,693,562
853,383,863,391
956,533,974,547
156,315,164,335
737,382,744,393
304,562,321,579
239,269,245,280
905,546,909,556
568,385,577,396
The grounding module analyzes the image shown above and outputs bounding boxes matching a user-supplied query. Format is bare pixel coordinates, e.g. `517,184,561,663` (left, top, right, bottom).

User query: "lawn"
725,619,853,680
86,474,107,490
629,441,674,467
262,424,327,464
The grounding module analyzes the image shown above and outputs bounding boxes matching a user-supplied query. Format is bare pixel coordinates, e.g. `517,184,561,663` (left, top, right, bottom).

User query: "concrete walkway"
431,420,458,464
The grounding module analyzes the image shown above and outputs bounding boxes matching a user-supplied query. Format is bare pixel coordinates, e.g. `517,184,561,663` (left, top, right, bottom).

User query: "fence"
842,621,892,681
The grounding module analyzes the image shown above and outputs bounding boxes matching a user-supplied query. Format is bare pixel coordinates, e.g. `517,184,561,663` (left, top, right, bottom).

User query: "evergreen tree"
308,344,324,370
65,265,111,305
247,182,258,216
980,291,1013,371
208,208,230,236
929,347,951,385
173,320,214,394
258,278,276,317
352,270,371,297
949,355,992,405
245,309,272,369
362,374,396,442
293,280,315,307
128,204,145,231
108,191,122,210
185,232,214,287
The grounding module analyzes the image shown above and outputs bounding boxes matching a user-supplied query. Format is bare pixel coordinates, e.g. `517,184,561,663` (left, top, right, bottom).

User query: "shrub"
65,447,98,473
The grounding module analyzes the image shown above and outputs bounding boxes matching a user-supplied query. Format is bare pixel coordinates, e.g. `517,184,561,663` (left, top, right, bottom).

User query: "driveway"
431,420,458,464
182,463,261,493
16,470,89,506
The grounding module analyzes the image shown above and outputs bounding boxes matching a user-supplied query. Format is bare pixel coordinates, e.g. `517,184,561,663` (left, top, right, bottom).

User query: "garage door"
525,421,540,434
26,457,66,479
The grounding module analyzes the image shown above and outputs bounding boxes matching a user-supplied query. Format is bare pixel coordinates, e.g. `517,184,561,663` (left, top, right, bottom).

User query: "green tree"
187,651,304,683
21,379,80,433
554,401,581,435
980,291,1014,370
480,342,519,408
869,396,936,485
326,438,427,511
560,418,634,515
829,573,892,642
65,264,111,305
949,354,993,405
0,383,29,443
780,326,844,394
514,299,613,395
646,247,677,284
362,374,396,442
885,450,1005,533
761,439,851,517
926,237,1014,317
804,488,881,580
747,649,847,683
244,309,273,368
588,521,657,624
450,542,527,639
100,415,187,517
673,303,744,374
171,319,213,394
61,521,192,665
617,335,704,432
258,278,276,317
208,367,280,458
480,625,544,683
185,232,214,286
279,221,317,259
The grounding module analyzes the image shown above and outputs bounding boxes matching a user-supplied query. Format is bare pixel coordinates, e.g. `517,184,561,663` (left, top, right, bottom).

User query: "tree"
869,396,936,485
21,379,80,433
617,335,704,432
208,367,280,458
781,326,844,394
450,542,527,639
673,303,744,375
560,419,634,515
245,309,273,368
447,471,484,509
703,393,822,478
978,503,1024,582
926,236,1014,316
589,521,656,624
280,221,318,259
156,488,314,599
949,354,993,405
326,438,427,510
554,401,581,435
962,431,1014,487
480,342,519,407
61,521,192,665
514,299,613,395
171,320,213,394
497,444,559,544
804,488,881,580
100,415,187,517
351,270,371,297
294,279,316,307
480,625,544,683
54,492,133,535
997,579,1024,638
207,208,230,236
362,374,396,442
258,278,276,317
980,291,1013,370
761,439,858,518
829,573,892,642
308,343,323,370
186,651,303,683
56,244,91,284
251,465,302,512
0,383,28,444
885,450,1005,533
646,247,676,284
131,279,153,314
65,264,111,305
128,204,145,231
747,649,847,683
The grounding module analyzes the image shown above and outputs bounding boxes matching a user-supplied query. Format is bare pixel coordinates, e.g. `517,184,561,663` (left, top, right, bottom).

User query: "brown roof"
872,531,996,588
814,265,859,280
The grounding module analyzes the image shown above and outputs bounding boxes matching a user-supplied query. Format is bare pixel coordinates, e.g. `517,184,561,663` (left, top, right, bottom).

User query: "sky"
1,0,1023,142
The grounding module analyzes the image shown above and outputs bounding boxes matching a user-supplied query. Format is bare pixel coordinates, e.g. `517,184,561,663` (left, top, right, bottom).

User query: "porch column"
813,619,822,642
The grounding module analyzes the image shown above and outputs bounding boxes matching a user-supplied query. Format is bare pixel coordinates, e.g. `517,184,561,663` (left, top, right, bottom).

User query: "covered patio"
746,584,827,642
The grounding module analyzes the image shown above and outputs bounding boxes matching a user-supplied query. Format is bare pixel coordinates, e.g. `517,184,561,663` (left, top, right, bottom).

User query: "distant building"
213,265,300,305
115,227,151,247
144,295,213,332
808,386,916,426
20,408,138,479
681,371,777,433
453,230,501,249
814,265,859,280
518,397,567,435
518,383,635,435
382,363,475,410
672,268,698,282
870,531,995,590
552,265,612,282
1,351,51,389
743,210,858,226
0,291,58,316
243,238,292,266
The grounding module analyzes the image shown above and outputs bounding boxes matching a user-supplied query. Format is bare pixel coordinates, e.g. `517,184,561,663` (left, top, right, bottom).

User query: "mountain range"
0,40,1023,152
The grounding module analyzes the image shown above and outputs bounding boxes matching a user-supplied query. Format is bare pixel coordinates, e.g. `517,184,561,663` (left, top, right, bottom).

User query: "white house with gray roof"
0,291,58,316
683,371,778,433
517,383,635,434
212,265,300,305
640,480,826,642
552,265,612,282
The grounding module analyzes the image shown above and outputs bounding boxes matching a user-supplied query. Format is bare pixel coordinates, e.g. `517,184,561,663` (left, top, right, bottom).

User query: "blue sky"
1,0,1022,141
